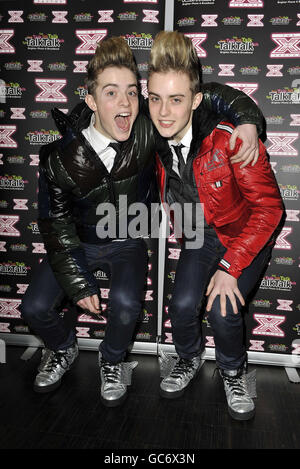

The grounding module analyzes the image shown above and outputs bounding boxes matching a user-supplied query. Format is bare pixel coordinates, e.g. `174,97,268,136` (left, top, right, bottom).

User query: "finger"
228,292,238,315
229,129,238,150
251,147,260,166
230,146,251,163
206,278,214,296
206,291,216,312
220,292,227,317
235,289,245,308
91,294,100,311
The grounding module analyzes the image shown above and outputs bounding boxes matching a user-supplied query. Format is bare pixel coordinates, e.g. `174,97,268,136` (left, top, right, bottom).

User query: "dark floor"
0,345,299,450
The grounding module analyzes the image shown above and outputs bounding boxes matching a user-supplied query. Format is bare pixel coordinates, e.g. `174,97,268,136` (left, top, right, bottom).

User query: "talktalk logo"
260,274,294,291
23,33,64,50
124,32,153,50
216,37,258,54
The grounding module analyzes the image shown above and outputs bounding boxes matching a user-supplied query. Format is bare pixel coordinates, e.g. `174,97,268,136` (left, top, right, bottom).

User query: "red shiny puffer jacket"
156,122,284,279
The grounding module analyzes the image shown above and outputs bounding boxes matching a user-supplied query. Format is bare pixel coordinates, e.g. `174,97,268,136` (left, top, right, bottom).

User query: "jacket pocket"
200,163,245,226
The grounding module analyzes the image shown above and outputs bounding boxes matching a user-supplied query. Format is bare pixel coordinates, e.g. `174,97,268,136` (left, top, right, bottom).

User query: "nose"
118,92,130,107
159,100,169,117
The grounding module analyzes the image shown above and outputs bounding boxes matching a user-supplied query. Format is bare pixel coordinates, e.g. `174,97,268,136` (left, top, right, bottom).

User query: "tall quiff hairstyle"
148,31,202,95
85,36,139,96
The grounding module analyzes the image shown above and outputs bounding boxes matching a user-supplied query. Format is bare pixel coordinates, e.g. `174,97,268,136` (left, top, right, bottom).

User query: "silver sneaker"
99,353,138,407
159,350,203,398
220,366,256,421
34,343,79,393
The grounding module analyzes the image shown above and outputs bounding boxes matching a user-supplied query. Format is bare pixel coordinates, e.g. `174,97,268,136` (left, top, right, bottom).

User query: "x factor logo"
201,15,218,27
73,61,88,73
27,60,43,72
285,210,300,222
290,114,300,126
205,336,215,347
123,0,158,3
274,226,292,250
0,323,10,333
140,79,148,99
277,299,293,311
266,64,283,77
142,9,159,23
253,314,285,337
13,199,28,210
33,0,67,3
0,241,6,252
32,242,46,254
16,284,29,294
35,78,67,102
75,327,90,337
267,132,299,156
184,33,207,58
0,29,15,53
0,125,17,147
270,33,300,58
225,82,258,104
75,29,107,54
229,0,263,6
0,299,21,319
218,64,235,76
247,14,264,27
249,340,265,351
29,154,39,166
168,248,180,260
8,11,24,23
98,10,114,23
164,332,173,344
52,11,68,23
0,215,20,236
10,108,25,119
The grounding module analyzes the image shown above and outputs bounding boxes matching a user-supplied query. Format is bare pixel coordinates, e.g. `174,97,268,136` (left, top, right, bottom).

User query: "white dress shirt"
82,114,118,173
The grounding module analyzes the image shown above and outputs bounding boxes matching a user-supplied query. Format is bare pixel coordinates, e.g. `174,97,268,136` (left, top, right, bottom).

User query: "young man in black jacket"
21,36,264,407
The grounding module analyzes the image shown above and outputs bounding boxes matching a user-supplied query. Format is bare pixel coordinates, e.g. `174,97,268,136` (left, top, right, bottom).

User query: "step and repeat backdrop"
0,0,299,365
160,0,300,365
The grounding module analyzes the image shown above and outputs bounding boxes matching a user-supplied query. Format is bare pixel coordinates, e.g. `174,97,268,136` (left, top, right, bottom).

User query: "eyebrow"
148,91,185,98
102,83,138,90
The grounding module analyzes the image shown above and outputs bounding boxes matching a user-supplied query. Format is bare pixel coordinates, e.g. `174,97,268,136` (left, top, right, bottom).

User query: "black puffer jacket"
38,83,264,303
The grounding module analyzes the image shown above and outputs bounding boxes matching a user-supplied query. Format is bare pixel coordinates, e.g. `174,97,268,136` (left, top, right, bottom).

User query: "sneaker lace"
223,374,249,398
43,351,69,372
101,362,122,384
169,358,196,379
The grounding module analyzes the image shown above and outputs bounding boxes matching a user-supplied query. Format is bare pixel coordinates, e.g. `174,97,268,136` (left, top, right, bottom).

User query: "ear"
192,92,203,111
85,93,97,112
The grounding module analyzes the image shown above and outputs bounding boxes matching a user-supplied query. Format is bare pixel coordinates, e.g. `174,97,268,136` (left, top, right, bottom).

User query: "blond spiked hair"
148,31,201,94
86,36,138,96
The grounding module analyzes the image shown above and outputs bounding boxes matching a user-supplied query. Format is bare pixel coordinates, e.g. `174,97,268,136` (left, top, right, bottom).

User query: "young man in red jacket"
148,31,284,420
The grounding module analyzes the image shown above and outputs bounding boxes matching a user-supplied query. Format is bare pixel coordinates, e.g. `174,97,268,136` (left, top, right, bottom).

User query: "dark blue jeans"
21,238,148,363
168,232,271,371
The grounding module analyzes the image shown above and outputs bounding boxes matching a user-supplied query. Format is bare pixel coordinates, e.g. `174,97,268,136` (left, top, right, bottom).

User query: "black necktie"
108,142,121,157
172,144,185,178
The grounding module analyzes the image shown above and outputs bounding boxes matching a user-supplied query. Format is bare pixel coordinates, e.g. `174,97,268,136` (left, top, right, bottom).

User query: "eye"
129,90,137,97
149,96,159,103
172,98,182,104
106,90,115,97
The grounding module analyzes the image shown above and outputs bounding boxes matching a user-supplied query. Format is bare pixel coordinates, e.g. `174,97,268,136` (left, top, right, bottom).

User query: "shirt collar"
168,125,193,150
